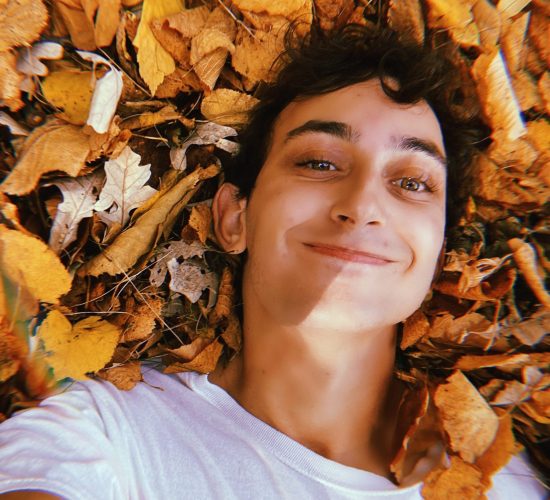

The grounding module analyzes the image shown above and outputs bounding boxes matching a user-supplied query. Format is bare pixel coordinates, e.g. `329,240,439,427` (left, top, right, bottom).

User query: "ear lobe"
212,183,247,254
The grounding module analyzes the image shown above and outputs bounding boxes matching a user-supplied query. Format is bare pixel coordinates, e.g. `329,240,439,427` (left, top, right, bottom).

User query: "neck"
209,300,402,478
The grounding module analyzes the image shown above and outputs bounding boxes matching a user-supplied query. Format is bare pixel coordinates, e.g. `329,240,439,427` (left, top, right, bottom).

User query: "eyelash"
295,159,438,193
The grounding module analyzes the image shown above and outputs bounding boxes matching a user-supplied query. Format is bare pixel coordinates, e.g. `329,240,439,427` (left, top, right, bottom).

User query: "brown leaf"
0,51,23,111
81,164,220,276
193,46,230,90
526,119,550,155
314,0,355,31
456,353,531,371
149,18,190,67
500,311,550,346
121,105,182,130
528,8,549,65
401,309,430,349
164,339,223,374
209,266,234,325
188,203,212,244
155,67,202,98
500,13,529,75
425,0,479,47
97,361,142,390
472,0,501,50
163,5,209,38
122,297,163,342
422,456,484,500
508,238,550,308
491,379,531,406
387,0,425,45
538,71,550,114
434,371,499,463
512,71,544,112
232,0,311,18
201,88,259,128
471,50,525,143
53,0,96,50
1,120,91,196
0,0,48,52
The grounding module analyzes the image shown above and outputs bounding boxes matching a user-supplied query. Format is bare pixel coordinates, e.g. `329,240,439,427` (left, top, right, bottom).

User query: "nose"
329,174,386,227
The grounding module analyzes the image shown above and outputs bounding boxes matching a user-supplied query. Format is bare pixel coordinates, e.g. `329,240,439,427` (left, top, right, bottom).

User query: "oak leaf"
37,310,120,380
0,226,72,304
133,0,184,95
434,370,498,463
48,172,104,254
167,259,218,303
1,120,91,196
149,240,206,287
93,146,158,240
16,42,64,93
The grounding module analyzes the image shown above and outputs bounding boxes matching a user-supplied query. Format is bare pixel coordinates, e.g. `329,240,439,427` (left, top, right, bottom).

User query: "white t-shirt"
0,366,545,499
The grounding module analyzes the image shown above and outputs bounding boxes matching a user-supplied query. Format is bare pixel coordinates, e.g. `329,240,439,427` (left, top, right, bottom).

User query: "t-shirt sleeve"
487,453,547,500
0,383,129,500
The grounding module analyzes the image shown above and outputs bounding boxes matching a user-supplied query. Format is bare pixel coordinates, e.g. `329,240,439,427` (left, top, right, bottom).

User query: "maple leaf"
48,172,105,254
94,146,158,240
37,310,120,381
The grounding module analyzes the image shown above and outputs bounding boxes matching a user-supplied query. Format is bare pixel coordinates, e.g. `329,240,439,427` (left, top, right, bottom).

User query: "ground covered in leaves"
0,0,548,497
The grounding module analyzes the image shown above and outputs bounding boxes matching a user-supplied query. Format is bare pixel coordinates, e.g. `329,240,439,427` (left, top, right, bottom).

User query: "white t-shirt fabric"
0,366,545,500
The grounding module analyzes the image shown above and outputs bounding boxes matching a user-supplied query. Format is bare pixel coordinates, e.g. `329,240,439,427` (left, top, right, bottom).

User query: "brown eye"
395,177,425,192
297,160,337,171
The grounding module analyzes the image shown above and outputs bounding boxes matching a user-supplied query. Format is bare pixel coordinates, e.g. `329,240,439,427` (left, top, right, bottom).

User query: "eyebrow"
285,120,355,143
284,119,447,169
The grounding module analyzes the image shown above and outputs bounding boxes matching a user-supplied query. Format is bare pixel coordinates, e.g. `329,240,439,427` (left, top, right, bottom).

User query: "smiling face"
218,80,447,334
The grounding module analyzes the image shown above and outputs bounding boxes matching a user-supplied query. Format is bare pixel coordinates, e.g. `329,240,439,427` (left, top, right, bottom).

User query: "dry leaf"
0,111,28,136
48,171,104,254
526,119,550,154
512,71,544,111
401,309,430,349
16,42,64,93
0,0,48,52
170,122,238,171
314,0,355,31
471,50,526,143
456,353,531,371
422,456,485,500
1,120,91,196
232,0,311,17
154,67,202,98
167,260,218,303
94,146,158,240
188,203,212,244
37,310,120,380
42,70,96,125
501,13,530,74
97,361,142,390
164,5,209,38
122,297,163,342
133,0,184,95
0,226,72,304
0,51,24,111
52,0,95,50
434,371,499,463
200,88,259,127
508,238,550,308
82,164,219,276
121,105,182,130
500,311,550,346
149,240,206,287
497,0,532,19
539,72,550,114
425,0,479,47
471,0,500,50
164,339,223,374
387,0,425,45
76,50,123,134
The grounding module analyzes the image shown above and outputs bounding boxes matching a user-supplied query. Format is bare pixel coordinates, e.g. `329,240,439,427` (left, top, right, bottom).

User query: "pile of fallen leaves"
0,0,548,496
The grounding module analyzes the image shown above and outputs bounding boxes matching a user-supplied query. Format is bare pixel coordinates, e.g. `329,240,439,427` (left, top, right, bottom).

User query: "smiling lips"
304,243,395,265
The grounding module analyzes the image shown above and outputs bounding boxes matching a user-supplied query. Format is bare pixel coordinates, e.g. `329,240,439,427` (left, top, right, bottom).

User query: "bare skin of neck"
209,298,403,480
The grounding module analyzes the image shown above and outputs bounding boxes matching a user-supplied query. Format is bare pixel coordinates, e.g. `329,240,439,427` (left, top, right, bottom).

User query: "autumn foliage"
0,0,548,496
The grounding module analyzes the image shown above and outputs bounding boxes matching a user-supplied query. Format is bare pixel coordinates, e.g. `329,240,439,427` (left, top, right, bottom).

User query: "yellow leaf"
434,371,499,463
201,88,259,127
425,0,479,47
42,71,96,125
0,0,48,52
38,310,120,380
0,120,91,196
232,0,309,17
0,226,72,304
133,0,184,95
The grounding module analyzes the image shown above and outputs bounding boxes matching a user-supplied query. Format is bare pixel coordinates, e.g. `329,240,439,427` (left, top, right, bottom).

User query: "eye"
392,176,433,192
296,159,338,171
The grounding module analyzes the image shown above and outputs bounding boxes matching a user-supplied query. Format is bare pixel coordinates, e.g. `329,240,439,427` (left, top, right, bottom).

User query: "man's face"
240,80,446,333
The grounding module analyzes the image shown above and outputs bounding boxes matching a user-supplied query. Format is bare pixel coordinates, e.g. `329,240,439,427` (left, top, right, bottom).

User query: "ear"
212,183,247,254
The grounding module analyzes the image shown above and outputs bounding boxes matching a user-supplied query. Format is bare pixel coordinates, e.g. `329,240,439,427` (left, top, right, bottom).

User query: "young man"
0,26,544,499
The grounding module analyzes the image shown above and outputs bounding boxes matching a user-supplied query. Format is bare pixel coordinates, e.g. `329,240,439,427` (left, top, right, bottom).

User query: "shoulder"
488,453,547,499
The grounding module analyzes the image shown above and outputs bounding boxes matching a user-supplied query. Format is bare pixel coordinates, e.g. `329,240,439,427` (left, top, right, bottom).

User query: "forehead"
271,80,445,153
